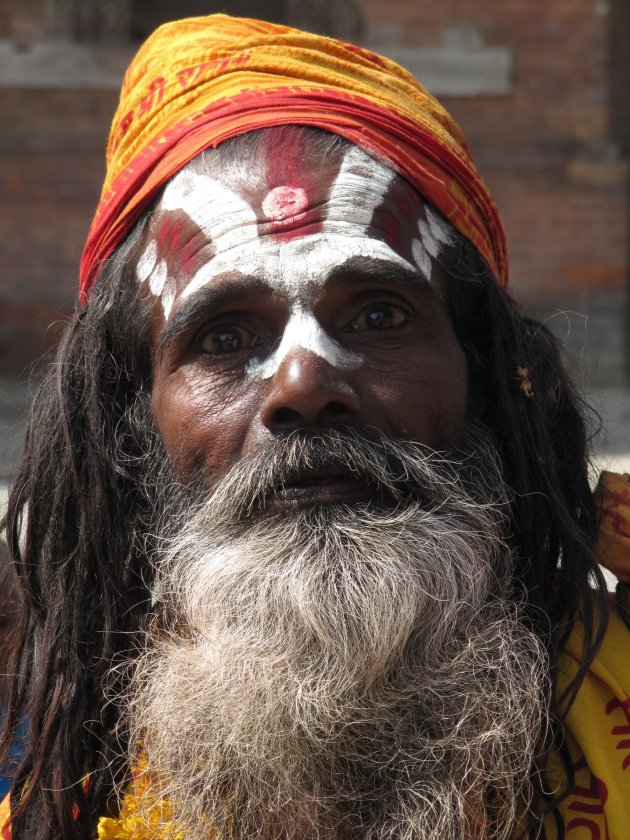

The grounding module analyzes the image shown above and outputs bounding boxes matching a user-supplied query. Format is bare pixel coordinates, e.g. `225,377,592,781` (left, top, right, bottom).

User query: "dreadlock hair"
0,126,609,839
436,236,610,830
0,218,159,840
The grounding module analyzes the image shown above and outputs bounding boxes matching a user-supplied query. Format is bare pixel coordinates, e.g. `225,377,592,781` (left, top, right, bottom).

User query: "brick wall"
363,0,628,300
364,0,629,382
0,0,628,382
0,0,44,42
0,86,117,370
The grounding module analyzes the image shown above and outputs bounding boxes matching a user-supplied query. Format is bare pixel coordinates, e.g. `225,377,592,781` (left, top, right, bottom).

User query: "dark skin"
146,151,469,507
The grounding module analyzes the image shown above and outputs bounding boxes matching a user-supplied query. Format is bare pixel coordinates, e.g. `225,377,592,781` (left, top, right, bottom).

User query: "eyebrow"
158,274,273,359
157,257,445,359
325,257,444,303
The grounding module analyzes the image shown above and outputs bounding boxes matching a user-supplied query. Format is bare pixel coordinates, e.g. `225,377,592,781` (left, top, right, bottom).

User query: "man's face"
142,136,468,495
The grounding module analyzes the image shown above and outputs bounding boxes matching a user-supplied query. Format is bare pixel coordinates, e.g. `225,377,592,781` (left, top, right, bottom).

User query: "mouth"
268,467,375,510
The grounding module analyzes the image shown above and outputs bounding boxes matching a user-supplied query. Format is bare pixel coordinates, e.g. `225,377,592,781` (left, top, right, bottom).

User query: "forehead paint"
411,238,432,281
183,235,416,303
261,185,308,223
138,211,216,308
181,145,411,301
410,206,454,279
418,206,453,259
137,239,162,292
325,145,396,229
426,206,453,245
139,145,453,374
137,170,258,317
160,170,257,255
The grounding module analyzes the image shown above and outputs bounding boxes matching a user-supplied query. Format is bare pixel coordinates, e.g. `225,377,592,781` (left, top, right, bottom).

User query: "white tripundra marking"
160,170,258,255
414,206,454,273
325,144,395,229
136,145,453,373
411,238,432,281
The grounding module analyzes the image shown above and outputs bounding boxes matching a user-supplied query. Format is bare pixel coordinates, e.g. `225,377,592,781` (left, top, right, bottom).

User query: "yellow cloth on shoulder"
542,602,630,839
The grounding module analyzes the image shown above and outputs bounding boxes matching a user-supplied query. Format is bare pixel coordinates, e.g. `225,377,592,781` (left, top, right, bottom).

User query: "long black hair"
0,128,609,838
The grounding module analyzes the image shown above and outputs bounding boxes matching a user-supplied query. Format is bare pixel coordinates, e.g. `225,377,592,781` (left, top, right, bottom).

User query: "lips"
269,467,374,509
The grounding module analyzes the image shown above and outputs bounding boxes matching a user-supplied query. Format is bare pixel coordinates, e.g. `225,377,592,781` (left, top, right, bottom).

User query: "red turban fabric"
79,14,508,302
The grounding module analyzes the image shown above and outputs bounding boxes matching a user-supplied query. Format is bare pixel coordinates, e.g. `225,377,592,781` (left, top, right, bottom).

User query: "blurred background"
1,0,629,487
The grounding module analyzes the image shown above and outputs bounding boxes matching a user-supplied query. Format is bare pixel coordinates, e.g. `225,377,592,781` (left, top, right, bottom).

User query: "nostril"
272,406,303,427
326,401,352,419
260,353,362,433
269,400,354,431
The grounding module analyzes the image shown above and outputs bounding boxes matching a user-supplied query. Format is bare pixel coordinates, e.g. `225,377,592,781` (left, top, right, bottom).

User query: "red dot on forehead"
262,186,309,223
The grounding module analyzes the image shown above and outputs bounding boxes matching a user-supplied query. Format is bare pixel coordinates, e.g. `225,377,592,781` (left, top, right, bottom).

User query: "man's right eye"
198,325,263,355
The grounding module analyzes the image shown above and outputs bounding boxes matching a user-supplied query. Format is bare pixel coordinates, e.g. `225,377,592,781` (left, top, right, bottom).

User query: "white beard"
124,431,548,839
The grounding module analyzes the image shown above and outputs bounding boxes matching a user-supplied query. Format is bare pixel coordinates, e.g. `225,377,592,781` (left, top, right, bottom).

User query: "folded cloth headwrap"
79,14,508,301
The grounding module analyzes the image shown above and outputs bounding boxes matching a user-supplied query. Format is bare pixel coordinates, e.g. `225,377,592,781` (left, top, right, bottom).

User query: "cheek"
362,342,468,447
151,369,262,479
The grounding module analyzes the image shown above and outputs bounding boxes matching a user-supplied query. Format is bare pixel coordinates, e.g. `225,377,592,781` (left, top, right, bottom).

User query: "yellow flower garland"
96,760,183,840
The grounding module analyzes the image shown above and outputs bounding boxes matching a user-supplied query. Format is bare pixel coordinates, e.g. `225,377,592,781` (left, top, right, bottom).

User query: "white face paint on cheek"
246,307,363,381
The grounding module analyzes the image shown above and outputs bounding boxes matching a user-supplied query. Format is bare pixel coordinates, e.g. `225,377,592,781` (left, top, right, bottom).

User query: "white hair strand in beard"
123,430,548,840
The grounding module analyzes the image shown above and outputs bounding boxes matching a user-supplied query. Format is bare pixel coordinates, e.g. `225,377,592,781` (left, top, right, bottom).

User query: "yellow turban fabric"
79,14,508,301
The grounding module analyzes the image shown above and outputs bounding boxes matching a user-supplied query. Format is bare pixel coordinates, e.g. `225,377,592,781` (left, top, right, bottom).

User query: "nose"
259,349,362,433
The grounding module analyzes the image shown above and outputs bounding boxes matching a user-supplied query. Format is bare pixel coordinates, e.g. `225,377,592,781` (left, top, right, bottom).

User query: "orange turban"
79,14,508,302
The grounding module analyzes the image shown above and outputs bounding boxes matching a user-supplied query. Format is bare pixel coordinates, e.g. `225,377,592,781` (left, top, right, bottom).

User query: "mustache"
191,426,506,524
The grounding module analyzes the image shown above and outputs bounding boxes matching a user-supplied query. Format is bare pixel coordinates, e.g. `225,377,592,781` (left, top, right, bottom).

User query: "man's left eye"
198,325,263,355
348,303,410,332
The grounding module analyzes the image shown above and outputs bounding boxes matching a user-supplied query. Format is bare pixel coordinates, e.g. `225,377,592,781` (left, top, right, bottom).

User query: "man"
1,14,629,840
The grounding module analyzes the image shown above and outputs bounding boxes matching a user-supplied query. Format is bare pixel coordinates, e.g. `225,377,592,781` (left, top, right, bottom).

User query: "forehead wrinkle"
160,168,259,253
181,233,417,303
